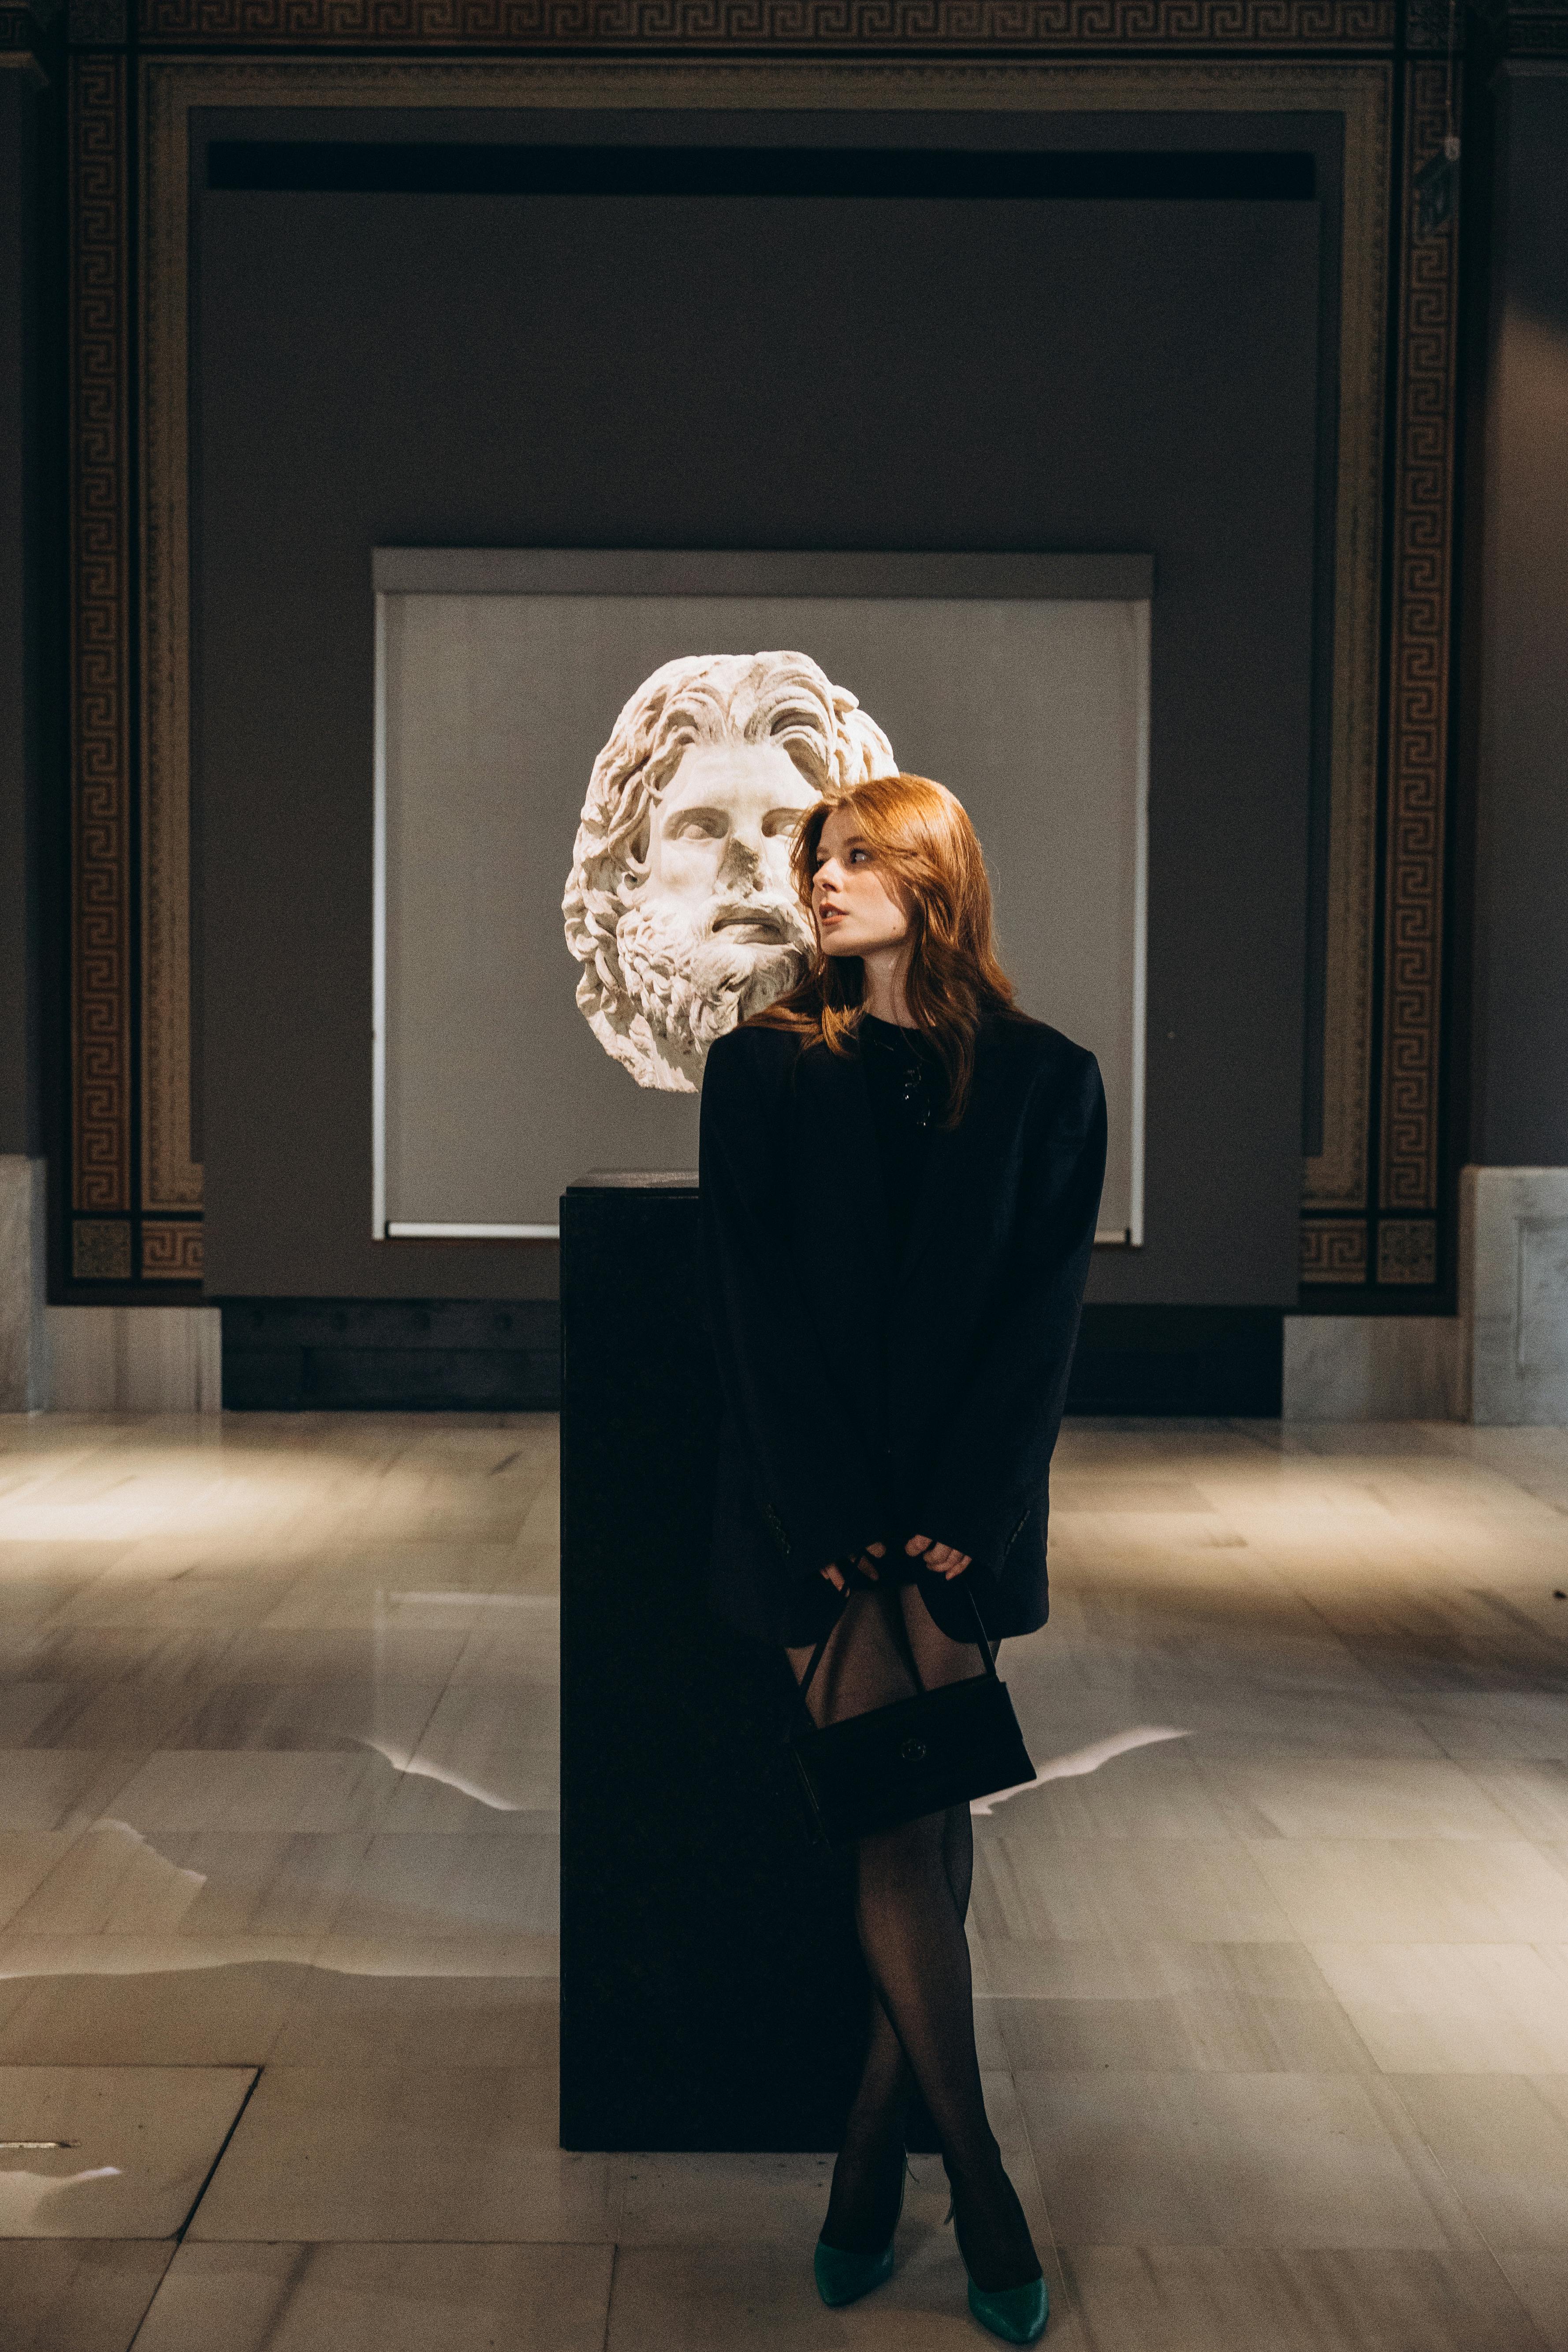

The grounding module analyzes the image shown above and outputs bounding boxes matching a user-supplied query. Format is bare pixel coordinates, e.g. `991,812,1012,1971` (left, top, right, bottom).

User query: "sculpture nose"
717,833,762,889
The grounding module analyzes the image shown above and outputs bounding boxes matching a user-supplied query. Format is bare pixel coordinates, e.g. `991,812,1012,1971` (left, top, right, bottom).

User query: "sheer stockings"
788,1585,1041,2292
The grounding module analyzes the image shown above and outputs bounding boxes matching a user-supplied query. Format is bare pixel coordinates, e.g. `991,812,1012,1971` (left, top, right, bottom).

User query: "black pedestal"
559,1172,872,2152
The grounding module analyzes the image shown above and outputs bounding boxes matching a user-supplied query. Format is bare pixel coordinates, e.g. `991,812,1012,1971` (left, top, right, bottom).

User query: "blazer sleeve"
910,1044,1106,1570
698,1030,887,1577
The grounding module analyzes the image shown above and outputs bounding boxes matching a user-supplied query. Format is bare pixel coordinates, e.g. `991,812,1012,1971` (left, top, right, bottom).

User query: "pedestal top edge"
566,1170,701,1191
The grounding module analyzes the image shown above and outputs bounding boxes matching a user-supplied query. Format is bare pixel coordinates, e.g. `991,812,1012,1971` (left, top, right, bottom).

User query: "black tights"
788,1583,1041,2293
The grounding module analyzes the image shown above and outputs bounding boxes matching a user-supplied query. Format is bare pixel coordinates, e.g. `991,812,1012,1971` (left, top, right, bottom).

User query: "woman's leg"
786,1586,1039,2289
788,1589,918,2254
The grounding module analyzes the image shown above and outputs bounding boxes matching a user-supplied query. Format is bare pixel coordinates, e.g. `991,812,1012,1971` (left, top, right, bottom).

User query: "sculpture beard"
613,888,812,1081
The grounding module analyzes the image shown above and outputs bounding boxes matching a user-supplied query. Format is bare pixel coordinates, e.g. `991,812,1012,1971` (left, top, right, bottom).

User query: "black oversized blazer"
697,1006,1107,1647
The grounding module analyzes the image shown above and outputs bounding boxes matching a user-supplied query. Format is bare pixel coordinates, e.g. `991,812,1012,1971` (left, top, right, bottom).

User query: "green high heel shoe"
812,2161,906,2308
947,2199,1049,2344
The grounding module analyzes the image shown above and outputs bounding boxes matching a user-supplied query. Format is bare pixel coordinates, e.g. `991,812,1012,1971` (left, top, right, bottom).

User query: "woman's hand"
905,1533,973,1579
821,1540,886,1592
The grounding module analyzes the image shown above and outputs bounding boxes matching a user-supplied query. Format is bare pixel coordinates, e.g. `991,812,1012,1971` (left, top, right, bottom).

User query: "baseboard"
45,1305,222,1413
217,1298,560,1410
219,1298,1291,1417
1064,1307,1284,1417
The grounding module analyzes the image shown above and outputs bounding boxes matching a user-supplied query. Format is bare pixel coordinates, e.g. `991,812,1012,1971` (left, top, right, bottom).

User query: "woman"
698,770,1106,2345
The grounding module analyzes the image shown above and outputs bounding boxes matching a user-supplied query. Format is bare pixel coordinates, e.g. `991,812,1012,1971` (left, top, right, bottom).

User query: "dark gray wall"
1470,64,1568,1168
0,73,42,1160
194,108,1330,1305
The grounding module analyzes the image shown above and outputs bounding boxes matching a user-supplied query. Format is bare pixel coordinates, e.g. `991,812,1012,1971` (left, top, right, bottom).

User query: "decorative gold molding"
70,53,134,1222
1300,1214,1367,1282
142,1218,205,1277
137,0,1398,46
140,70,202,1215
72,1216,133,1278
1378,57,1458,1239
1302,56,1389,1212
1375,1214,1436,1284
141,54,1390,1268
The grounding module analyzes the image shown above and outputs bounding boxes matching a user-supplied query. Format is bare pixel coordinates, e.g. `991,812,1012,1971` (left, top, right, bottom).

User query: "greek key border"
1378,56,1459,1235
136,0,1397,49
69,52,134,1226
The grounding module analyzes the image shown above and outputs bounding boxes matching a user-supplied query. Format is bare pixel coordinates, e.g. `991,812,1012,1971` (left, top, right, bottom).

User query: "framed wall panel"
57,21,1469,1307
373,548,1151,1248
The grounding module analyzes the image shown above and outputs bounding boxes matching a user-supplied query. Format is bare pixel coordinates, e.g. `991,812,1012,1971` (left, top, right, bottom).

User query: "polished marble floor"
1,1412,1567,2349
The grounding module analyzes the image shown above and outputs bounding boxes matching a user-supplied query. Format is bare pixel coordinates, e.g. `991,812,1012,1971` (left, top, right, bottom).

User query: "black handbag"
786,1580,1036,1846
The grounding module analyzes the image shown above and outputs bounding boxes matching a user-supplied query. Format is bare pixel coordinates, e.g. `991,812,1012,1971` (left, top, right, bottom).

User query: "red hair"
741,771,1025,1128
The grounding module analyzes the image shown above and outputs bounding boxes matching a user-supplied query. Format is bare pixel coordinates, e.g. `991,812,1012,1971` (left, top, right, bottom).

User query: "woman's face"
811,804,912,961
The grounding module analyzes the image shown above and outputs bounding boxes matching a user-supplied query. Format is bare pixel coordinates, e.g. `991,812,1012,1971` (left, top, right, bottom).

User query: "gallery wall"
1468,63,1568,1169
192,107,1330,1309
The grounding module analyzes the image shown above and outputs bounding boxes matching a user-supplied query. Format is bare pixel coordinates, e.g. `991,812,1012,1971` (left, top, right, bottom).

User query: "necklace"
868,1015,933,1130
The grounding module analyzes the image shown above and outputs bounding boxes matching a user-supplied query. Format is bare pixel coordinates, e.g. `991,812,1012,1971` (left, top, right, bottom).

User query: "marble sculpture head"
563,650,896,1091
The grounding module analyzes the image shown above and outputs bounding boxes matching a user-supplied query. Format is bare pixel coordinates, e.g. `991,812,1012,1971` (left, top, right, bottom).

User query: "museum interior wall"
0,0,1564,1416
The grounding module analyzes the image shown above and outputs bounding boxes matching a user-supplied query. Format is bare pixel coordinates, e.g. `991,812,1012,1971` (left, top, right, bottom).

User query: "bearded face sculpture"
563,651,897,1091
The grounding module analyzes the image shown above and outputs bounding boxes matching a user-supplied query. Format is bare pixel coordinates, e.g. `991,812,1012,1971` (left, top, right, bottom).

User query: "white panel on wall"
374,552,1151,1248
1460,1167,1568,1423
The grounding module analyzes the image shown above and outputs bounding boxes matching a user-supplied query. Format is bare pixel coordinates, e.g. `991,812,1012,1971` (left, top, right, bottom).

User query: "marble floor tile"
618,2148,834,2245
106,1752,397,1834
0,1942,316,2064
1016,2070,1481,2250
0,2239,174,2352
329,1834,559,1938
0,1629,240,1692
1308,1942,1568,2073
980,1742,1249,1841
1469,1764,1568,1841
0,1686,75,1743
186,2066,621,2243
130,2240,613,2352
1174,1697,1448,1760
1060,2245,1553,2352
1050,1480,1222,1514
0,1753,148,1834
1204,1758,1525,1841
0,2064,253,2236
1248,1839,1568,1942
987,1977,1372,2075
1,1682,210,1749
269,1957,557,2067
175,1681,445,1756
4,1821,212,1937
1494,2251,1568,2352
0,1833,80,1930
373,1781,558,1835
604,2233,1088,2352
1387,2076,1568,2249
976,1933,1329,2002
975,1835,1297,1943
1417,1697,1568,1763
214,1629,469,1688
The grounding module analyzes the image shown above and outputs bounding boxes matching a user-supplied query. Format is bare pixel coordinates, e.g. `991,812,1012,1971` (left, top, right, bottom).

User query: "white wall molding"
0,1156,47,1412
1459,1166,1568,1425
44,1305,222,1414
1283,1314,1459,1421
